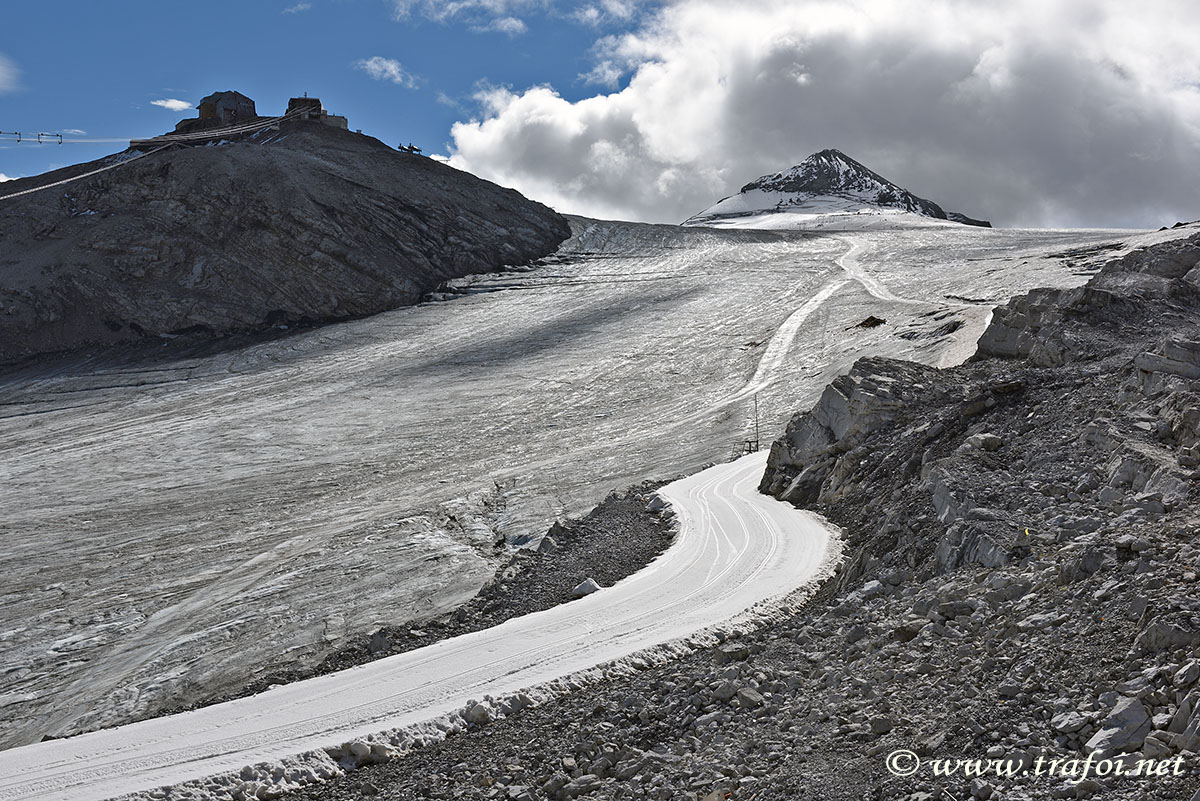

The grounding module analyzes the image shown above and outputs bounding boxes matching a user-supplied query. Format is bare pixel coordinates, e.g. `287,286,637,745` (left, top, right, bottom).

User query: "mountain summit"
684,149,990,229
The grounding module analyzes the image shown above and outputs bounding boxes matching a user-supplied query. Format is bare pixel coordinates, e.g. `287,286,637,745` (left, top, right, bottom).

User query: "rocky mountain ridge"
0,121,570,364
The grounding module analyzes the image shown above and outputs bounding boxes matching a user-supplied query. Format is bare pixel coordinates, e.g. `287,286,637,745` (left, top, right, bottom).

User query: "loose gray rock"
1084,697,1151,754
570,578,602,598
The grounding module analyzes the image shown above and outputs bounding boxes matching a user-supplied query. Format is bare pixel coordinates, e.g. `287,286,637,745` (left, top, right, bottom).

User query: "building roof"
199,90,254,106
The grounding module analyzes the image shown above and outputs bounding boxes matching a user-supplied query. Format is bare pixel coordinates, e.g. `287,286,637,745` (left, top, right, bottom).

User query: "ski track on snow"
0,453,841,801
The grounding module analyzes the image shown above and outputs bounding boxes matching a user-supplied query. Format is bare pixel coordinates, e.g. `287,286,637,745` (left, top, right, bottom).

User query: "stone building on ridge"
285,96,349,129
197,91,257,124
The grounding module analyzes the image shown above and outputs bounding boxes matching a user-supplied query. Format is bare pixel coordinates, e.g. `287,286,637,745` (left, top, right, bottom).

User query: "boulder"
562,774,602,797
1135,612,1200,653
714,681,738,702
464,701,493,725
935,601,975,619
367,631,391,655
1051,711,1089,734
1175,661,1200,688
570,578,602,598
965,433,1004,451
714,644,750,665
1084,697,1151,754
736,687,764,708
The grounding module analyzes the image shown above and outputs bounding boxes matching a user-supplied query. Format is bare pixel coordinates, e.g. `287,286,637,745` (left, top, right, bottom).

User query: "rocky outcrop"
759,357,954,506
975,233,1200,365
752,229,1200,787
946,210,992,227
0,121,570,363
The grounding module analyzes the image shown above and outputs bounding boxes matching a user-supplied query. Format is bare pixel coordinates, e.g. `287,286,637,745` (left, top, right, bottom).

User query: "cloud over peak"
448,0,1200,229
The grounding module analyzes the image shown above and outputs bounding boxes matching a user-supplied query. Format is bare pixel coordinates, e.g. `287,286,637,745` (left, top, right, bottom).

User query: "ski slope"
0,452,838,801
0,217,1140,748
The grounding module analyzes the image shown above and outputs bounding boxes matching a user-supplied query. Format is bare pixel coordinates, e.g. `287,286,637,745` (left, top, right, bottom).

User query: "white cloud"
448,0,1200,229
573,0,643,26
0,53,18,93
392,1,542,20
479,15,527,35
574,6,602,25
580,59,623,87
283,2,312,12
0,173,14,182
392,0,642,29
61,128,87,136
151,98,193,112
437,91,468,112
355,56,420,88
391,0,546,34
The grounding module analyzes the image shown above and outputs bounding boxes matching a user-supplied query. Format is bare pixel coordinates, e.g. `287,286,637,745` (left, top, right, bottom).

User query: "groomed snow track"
0,452,840,801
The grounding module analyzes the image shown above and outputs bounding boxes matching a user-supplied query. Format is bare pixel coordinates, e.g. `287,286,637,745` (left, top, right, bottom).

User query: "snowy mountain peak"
684,149,991,230
743,149,883,194
741,149,936,214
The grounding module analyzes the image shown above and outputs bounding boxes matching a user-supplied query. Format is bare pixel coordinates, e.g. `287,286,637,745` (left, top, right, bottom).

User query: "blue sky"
0,1,644,178
3,1,1199,228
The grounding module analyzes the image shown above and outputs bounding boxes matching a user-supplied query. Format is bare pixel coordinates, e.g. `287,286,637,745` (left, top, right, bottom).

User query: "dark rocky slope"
0,122,570,363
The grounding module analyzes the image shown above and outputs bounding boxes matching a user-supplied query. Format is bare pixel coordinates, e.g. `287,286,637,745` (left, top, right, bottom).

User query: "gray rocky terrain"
0,121,569,362
271,228,1199,800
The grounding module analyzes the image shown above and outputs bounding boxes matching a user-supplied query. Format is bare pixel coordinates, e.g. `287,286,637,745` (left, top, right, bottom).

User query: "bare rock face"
758,357,952,505
761,229,1200,587
974,232,1200,365
0,121,571,363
